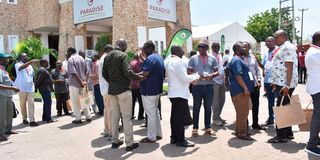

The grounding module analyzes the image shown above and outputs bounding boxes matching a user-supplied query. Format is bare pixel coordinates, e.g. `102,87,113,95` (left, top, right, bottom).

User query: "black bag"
13,101,19,118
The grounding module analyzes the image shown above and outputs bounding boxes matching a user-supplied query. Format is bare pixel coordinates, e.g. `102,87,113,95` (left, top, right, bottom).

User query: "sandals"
204,129,213,135
267,137,288,143
140,137,155,143
191,129,199,137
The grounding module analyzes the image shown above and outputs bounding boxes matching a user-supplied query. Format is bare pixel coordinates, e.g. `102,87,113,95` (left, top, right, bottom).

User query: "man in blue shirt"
229,41,254,140
140,41,164,143
261,36,277,126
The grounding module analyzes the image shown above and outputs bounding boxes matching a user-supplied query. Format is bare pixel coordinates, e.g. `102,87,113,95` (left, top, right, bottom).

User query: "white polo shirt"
165,55,199,100
13,61,35,93
305,45,320,95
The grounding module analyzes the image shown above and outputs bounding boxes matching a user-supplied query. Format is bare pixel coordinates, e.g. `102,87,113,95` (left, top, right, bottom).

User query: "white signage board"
148,0,177,22
73,0,112,24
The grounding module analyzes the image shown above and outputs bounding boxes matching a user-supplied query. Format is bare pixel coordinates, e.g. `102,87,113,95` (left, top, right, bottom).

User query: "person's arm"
231,59,250,96
122,56,143,80
18,60,38,71
255,58,262,88
235,75,250,96
281,61,293,95
0,73,19,92
68,59,85,87
173,60,200,83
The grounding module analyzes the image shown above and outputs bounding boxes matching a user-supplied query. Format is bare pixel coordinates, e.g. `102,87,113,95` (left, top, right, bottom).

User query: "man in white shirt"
14,53,39,126
99,44,113,139
165,45,199,147
304,31,320,156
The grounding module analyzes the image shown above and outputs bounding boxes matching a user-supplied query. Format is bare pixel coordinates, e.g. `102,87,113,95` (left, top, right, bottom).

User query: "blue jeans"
308,92,320,147
40,90,52,121
192,85,213,129
94,84,104,114
265,83,275,122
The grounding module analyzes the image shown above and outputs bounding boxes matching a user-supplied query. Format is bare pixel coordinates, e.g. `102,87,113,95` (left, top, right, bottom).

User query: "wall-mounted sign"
148,0,177,22
73,0,112,24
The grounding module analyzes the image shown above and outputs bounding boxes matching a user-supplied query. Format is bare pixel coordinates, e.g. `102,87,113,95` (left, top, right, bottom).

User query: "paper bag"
298,100,313,131
273,95,306,129
79,87,94,110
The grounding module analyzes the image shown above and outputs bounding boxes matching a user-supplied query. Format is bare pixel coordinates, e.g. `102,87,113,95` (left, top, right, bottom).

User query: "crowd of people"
0,29,320,156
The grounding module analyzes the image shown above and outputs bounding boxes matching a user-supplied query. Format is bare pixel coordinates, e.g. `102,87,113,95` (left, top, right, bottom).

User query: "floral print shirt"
271,41,298,88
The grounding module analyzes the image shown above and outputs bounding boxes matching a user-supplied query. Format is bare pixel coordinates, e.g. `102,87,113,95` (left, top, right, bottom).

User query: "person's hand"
81,81,87,88
280,86,289,96
31,59,39,63
138,75,146,81
271,83,276,92
262,69,266,77
257,81,261,88
244,88,250,96
11,87,20,92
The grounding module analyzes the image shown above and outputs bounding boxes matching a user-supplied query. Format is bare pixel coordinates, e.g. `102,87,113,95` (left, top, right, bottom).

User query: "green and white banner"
164,28,192,58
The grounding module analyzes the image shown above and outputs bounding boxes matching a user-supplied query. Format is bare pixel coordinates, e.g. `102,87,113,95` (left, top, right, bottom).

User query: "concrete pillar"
112,0,148,52
58,0,87,60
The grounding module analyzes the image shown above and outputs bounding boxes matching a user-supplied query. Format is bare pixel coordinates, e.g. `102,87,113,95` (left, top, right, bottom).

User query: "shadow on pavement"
12,123,28,130
308,153,320,160
212,125,227,132
187,135,217,144
133,128,147,137
228,137,255,148
270,141,306,153
132,120,145,126
58,122,87,130
94,142,160,160
91,137,112,148
160,144,200,157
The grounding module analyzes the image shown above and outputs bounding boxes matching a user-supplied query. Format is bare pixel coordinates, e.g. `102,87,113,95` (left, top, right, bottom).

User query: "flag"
164,28,192,58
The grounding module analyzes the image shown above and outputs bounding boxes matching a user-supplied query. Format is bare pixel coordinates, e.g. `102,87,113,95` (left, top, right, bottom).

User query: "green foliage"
245,8,298,42
94,34,110,54
127,51,135,61
14,36,50,60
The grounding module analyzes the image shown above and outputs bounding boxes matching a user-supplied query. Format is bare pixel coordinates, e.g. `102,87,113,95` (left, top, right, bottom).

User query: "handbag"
79,86,94,110
12,101,19,118
273,95,306,129
298,100,313,131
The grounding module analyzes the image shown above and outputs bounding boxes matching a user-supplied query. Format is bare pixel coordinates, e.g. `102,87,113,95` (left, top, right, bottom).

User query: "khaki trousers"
18,92,35,122
109,91,134,146
103,95,112,134
231,93,250,134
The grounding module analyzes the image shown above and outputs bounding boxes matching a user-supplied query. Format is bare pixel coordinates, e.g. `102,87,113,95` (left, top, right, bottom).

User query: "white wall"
148,27,166,53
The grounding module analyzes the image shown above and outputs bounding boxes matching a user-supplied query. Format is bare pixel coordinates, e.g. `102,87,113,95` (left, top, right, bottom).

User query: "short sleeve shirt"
140,53,164,96
188,54,218,85
271,41,298,88
68,54,88,88
0,66,14,97
229,56,254,97
51,69,68,94
13,62,35,93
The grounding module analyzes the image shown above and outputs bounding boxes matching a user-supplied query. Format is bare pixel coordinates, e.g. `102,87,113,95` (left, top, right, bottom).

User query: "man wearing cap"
0,52,20,141
188,38,219,136
14,53,39,126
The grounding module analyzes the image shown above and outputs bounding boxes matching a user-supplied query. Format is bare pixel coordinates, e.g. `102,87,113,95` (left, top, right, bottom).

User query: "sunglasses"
198,45,208,49
212,46,220,48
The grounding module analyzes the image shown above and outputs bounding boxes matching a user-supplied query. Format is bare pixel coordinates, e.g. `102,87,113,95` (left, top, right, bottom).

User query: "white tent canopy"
192,21,256,52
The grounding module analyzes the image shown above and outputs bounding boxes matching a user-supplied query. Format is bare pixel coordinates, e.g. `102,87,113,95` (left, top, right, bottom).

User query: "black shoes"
4,131,18,135
237,133,254,141
176,140,195,147
23,120,29,124
267,137,288,143
29,122,39,127
0,135,8,141
86,119,92,123
126,142,139,151
262,120,274,127
252,124,267,130
111,140,124,148
72,120,83,124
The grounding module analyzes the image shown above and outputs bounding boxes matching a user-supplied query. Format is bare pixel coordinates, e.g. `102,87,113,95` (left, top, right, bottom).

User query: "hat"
198,38,210,47
0,52,12,58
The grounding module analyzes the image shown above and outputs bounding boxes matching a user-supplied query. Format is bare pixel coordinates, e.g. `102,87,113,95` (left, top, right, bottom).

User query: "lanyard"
269,48,280,61
200,54,207,65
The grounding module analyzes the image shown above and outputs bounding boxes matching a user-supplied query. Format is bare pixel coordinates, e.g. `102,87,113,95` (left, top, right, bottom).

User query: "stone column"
165,0,191,51
58,0,87,60
112,0,148,51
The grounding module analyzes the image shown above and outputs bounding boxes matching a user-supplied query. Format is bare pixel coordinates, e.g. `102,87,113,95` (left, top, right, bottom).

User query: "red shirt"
130,59,142,89
298,52,306,67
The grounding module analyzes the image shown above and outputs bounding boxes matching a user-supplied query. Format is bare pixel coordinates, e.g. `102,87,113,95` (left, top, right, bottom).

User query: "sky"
190,0,320,41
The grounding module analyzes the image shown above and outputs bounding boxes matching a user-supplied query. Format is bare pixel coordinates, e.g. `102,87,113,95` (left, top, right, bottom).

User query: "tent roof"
192,21,236,38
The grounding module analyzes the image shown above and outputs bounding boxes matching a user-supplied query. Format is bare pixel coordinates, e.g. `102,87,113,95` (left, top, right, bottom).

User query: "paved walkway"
0,84,318,160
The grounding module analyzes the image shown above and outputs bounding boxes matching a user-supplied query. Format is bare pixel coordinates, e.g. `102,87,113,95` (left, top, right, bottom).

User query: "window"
8,35,19,51
160,41,164,53
154,41,159,53
0,35,4,52
7,0,17,4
